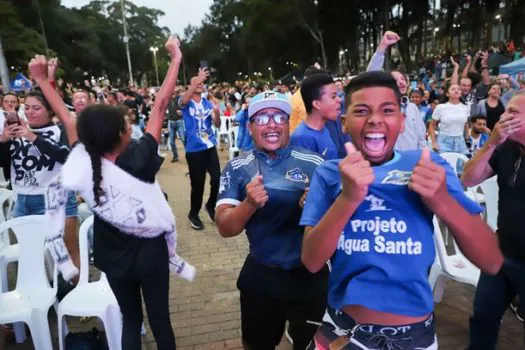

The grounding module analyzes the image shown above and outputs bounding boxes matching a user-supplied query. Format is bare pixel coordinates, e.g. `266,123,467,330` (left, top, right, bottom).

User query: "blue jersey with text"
216,146,324,269
300,150,482,316
291,122,339,160
179,98,217,153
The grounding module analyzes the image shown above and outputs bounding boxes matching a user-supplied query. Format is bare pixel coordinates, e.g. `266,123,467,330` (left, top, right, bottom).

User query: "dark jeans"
240,291,326,350
185,147,220,216
106,245,175,350
168,120,185,160
468,258,525,349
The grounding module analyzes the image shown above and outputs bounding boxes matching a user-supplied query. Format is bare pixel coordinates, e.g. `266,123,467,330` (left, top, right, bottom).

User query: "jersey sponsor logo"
381,170,412,185
285,167,309,183
11,128,61,187
337,198,423,256
364,194,391,212
218,171,232,194
263,91,277,100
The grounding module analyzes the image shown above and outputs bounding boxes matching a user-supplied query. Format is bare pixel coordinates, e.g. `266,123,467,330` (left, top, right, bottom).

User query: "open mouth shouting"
362,132,387,158
263,131,281,143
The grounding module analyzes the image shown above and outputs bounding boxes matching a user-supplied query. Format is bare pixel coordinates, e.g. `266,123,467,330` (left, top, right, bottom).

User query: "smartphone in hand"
5,111,21,126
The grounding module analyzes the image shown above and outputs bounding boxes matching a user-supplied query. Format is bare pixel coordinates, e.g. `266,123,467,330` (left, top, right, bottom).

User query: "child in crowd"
300,71,503,350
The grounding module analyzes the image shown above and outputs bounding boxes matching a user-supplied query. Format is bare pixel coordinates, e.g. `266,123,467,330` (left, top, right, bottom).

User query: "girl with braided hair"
33,36,194,350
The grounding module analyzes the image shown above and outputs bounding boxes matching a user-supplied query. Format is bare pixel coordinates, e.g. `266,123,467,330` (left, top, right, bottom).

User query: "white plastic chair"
218,116,231,149
0,170,10,188
432,216,480,302
228,126,240,160
439,152,485,225
57,216,122,350
0,189,16,292
0,215,58,350
480,177,499,231
439,152,469,177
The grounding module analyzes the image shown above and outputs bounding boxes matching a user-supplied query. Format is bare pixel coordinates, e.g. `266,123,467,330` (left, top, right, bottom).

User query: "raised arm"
302,143,374,273
450,56,460,85
367,31,400,72
410,149,503,275
462,54,472,78
145,36,183,143
29,56,78,145
462,114,522,186
179,68,209,106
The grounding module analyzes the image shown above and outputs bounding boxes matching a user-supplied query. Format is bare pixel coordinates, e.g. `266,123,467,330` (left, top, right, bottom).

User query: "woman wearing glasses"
462,93,525,350
215,91,328,350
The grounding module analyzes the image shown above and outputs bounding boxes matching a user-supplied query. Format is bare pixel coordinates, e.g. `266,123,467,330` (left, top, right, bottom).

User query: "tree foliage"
183,0,525,79
3,0,525,84
2,0,170,84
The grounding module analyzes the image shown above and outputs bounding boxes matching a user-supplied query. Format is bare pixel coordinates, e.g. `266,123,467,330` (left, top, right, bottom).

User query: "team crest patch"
286,168,309,183
263,91,277,100
381,170,412,185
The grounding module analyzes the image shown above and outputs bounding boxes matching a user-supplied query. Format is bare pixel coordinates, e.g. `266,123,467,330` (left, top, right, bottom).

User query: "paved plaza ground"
2,144,523,349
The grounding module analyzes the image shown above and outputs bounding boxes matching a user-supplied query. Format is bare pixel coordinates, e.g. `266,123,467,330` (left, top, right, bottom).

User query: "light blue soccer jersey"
179,98,217,153
300,150,482,316
291,122,339,160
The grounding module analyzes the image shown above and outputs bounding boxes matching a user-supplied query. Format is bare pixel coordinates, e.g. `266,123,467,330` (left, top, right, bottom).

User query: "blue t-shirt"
300,150,482,317
326,117,351,159
179,97,217,153
234,109,253,151
216,146,324,269
468,132,489,158
291,122,339,160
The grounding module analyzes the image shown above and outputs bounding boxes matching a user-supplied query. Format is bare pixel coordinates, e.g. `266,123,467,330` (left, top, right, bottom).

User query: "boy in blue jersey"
300,71,504,350
291,73,341,160
215,91,329,350
179,68,221,230
234,97,254,153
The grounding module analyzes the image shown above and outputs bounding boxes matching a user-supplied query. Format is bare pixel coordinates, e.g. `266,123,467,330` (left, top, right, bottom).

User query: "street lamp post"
149,46,159,86
268,67,273,82
433,27,439,53
121,0,133,87
495,15,503,42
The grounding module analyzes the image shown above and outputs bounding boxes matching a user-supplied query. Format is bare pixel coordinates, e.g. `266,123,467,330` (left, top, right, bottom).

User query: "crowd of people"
0,30,524,350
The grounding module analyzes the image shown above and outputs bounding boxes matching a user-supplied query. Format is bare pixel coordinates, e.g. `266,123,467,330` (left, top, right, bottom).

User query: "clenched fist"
245,175,268,209
165,35,182,63
339,142,375,205
378,31,400,53
28,55,48,82
409,148,448,210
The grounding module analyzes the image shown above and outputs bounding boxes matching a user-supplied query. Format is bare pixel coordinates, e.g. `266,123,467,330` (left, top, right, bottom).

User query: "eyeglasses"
250,112,289,126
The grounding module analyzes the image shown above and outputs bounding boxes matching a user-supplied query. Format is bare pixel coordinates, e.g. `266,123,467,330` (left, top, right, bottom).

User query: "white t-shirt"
432,102,470,137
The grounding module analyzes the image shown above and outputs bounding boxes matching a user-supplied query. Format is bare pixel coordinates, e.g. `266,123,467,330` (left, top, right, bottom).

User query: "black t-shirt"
93,133,166,277
123,99,139,119
475,83,489,101
485,100,505,130
489,141,525,262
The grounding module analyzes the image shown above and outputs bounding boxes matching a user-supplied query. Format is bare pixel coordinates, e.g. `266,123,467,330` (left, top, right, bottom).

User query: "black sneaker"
205,204,216,223
171,158,178,163
510,301,524,323
188,214,204,230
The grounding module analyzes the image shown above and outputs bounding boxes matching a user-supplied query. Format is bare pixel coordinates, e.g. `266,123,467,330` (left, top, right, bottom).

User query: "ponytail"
89,152,104,206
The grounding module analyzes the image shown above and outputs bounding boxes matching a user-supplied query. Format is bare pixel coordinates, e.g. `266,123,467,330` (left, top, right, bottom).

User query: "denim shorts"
437,135,468,155
14,192,78,218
